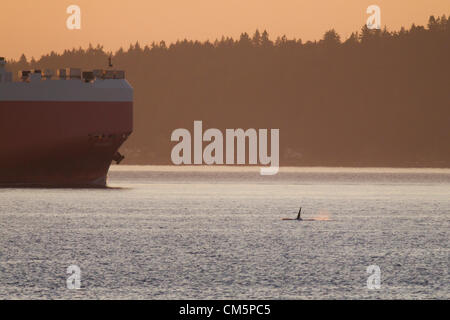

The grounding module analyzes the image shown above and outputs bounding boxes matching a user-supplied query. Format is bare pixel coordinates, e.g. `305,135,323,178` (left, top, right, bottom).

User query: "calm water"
0,166,449,299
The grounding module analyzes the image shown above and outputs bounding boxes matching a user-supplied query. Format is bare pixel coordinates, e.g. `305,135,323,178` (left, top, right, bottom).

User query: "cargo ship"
0,57,133,187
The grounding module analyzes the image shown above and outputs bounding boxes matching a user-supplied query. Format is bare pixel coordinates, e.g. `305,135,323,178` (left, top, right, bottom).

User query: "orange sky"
3,0,449,60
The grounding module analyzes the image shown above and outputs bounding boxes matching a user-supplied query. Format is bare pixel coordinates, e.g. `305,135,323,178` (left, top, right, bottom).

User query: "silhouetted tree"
252,29,261,46
322,29,341,46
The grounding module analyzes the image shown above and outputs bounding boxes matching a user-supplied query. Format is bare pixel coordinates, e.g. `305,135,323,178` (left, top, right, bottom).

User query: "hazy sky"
3,0,449,60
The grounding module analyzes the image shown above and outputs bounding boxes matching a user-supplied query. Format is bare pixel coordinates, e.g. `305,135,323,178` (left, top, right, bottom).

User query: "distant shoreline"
110,164,450,172
117,159,450,169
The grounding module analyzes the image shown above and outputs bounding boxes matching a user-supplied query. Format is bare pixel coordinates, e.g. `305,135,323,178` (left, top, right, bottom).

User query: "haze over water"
0,166,449,299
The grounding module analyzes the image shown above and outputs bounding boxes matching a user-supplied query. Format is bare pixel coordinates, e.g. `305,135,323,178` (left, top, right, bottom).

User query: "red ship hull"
0,101,132,187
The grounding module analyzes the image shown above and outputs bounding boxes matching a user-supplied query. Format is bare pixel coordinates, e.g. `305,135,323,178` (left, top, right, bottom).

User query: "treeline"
6,15,450,166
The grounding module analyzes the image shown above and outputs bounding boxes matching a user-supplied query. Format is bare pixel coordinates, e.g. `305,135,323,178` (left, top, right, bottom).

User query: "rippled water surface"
0,166,449,299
